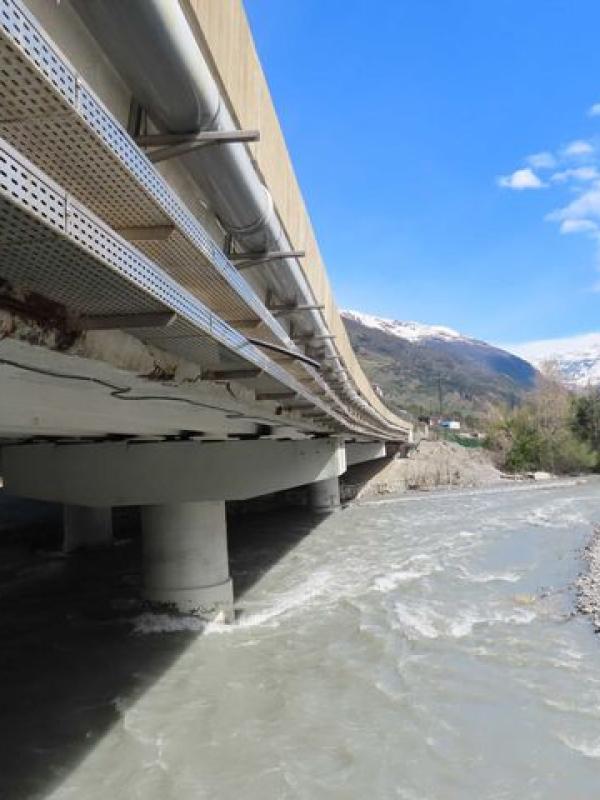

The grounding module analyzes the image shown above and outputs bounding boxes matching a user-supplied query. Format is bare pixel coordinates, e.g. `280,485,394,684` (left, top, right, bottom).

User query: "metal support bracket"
225,320,265,334
294,333,337,344
229,250,306,270
205,368,262,381
256,392,297,401
78,311,177,331
270,304,325,318
246,337,321,369
137,130,260,164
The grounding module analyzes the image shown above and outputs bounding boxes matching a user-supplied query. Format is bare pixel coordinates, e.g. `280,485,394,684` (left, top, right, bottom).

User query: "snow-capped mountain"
341,310,466,344
341,310,538,416
505,333,600,388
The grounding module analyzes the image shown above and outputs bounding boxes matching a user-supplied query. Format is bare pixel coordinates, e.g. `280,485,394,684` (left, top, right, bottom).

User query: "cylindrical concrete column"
63,505,113,553
309,477,341,514
141,501,233,620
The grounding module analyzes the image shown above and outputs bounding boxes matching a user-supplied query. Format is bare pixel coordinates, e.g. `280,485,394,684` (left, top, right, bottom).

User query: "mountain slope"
343,311,537,419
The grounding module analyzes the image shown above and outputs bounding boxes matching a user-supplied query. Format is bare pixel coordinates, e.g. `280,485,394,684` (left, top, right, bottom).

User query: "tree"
571,389,600,455
485,372,596,474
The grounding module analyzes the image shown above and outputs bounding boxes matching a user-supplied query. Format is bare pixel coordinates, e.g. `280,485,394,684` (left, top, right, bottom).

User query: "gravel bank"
577,524,600,631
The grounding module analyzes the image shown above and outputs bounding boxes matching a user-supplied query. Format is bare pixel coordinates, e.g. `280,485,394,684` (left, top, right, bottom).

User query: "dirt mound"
348,440,502,500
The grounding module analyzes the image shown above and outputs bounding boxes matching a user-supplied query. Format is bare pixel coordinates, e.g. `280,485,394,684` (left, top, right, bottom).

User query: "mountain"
342,310,538,420
505,333,600,388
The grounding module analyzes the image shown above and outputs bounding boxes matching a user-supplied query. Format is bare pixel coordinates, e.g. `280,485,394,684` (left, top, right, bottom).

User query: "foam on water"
371,554,443,592
133,569,333,635
393,604,440,639
558,735,600,759
460,568,521,583
232,568,332,629
133,613,208,635
392,601,537,641
372,570,428,591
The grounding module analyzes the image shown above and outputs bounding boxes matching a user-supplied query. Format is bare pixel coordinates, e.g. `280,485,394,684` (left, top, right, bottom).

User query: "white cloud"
559,218,598,234
550,166,599,183
547,187,600,223
497,167,544,190
526,151,556,169
588,103,600,117
563,139,594,157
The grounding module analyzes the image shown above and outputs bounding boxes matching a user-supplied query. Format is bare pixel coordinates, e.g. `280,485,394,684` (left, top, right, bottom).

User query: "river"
3,479,600,799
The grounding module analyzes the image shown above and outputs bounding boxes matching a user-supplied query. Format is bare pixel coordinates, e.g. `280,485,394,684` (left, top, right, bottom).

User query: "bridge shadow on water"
0,491,331,800
0,458,392,799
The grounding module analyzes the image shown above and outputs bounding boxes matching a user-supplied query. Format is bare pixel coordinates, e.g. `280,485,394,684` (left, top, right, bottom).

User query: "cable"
0,357,246,417
0,357,318,429
246,337,321,369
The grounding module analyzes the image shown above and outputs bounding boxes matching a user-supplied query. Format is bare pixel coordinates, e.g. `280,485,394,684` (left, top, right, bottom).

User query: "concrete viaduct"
0,0,411,620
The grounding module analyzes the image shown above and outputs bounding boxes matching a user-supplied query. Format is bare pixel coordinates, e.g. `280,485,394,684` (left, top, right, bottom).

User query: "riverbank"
578,523,600,631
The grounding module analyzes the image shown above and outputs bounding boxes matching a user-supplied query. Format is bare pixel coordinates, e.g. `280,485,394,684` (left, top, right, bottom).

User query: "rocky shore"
577,524,600,631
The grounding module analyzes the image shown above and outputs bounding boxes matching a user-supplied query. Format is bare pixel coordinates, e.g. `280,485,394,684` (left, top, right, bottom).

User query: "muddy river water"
3,479,600,799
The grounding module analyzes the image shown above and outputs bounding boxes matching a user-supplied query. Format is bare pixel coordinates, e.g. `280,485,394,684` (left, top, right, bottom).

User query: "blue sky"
244,0,600,346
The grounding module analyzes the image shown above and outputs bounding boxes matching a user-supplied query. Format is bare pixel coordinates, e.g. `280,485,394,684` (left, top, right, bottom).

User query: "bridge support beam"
63,505,112,553
309,477,341,514
141,501,233,620
1,439,346,506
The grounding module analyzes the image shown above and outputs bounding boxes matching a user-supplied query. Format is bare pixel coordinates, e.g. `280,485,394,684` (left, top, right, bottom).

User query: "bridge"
0,0,411,620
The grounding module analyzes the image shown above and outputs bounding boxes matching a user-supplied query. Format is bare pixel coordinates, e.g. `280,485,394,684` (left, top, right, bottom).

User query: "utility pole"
438,375,443,417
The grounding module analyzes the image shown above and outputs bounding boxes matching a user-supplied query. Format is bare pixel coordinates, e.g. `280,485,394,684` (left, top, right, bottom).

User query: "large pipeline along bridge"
0,0,411,620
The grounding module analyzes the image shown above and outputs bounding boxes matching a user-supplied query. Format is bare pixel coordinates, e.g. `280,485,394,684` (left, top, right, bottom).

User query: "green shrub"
485,376,597,475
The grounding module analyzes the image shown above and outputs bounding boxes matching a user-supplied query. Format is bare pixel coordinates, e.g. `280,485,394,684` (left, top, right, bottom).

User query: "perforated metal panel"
0,139,395,435
0,0,290,343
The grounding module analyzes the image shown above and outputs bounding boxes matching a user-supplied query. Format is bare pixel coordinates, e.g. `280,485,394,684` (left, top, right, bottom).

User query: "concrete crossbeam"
345,441,387,466
2,438,346,507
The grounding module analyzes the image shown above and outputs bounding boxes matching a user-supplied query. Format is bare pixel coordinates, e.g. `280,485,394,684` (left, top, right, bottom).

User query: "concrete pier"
63,505,112,553
309,477,341,514
141,501,234,620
